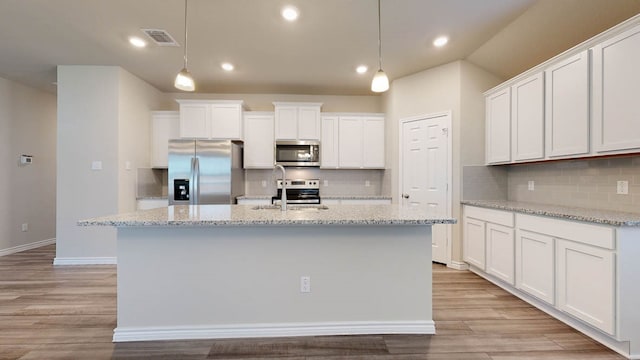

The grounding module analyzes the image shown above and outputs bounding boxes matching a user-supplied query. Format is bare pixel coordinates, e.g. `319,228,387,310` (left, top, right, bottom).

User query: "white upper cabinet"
150,111,179,168
320,116,339,168
485,88,511,164
511,73,544,162
243,112,275,169
592,24,640,154
177,100,244,139
273,102,322,141
338,117,364,168
486,20,640,164
363,117,385,168
337,115,385,169
545,51,590,158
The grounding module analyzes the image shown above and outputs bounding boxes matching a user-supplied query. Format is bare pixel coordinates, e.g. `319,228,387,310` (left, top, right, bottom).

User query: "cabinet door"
297,106,321,140
211,103,242,139
463,217,486,269
557,239,615,335
486,88,511,164
338,117,364,168
244,114,274,168
151,111,179,168
511,73,544,161
180,103,210,139
321,116,339,168
363,117,385,168
545,51,589,158
274,106,298,140
516,229,554,304
592,25,640,153
486,223,515,285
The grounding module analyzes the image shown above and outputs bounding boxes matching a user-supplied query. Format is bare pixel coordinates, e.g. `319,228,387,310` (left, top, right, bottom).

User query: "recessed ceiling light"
281,6,299,21
433,36,448,47
356,65,368,74
221,63,234,71
129,36,147,48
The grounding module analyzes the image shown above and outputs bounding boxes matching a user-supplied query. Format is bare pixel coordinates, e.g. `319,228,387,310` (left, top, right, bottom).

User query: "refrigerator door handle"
192,157,200,205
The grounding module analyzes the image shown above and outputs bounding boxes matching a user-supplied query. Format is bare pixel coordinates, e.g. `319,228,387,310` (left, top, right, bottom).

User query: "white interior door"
400,113,450,264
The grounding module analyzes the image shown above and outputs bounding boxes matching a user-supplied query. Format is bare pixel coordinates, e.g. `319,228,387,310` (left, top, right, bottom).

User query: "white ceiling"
0,0,638,95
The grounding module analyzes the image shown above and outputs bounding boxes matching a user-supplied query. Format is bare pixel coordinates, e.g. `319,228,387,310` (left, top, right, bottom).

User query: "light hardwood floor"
0,244,623,359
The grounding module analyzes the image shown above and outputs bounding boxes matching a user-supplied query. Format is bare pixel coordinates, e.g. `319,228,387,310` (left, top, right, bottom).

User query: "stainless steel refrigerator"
168,140,244,205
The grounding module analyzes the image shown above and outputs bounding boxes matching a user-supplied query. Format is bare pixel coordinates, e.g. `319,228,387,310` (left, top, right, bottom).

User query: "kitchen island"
79,204,455,342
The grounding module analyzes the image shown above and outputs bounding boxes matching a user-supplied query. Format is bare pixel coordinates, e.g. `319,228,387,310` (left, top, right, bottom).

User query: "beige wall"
56,66,170,261
118,69,174,213
383,60,502,263
0,77,56,253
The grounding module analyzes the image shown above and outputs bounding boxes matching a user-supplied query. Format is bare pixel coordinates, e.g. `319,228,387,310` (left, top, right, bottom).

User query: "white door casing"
399,112,452,265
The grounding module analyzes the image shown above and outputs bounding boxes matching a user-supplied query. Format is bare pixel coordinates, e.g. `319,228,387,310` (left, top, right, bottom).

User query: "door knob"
402,194,409,199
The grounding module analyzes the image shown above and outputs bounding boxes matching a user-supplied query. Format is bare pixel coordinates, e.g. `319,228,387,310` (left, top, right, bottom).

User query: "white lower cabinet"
556,239,615,335
515,229,555,304
463,206,515,275
463,217,486,269
463,205,640,358
136,199,168,210
485,223,515,285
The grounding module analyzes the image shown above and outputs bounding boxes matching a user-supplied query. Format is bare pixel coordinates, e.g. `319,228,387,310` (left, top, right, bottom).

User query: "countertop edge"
78,219,456,227
461,200,640,227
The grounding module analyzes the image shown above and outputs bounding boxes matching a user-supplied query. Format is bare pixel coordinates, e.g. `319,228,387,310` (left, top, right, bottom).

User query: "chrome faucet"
273,164,287,211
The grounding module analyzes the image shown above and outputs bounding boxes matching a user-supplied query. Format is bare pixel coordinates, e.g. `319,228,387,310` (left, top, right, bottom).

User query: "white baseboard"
53,257,117,265
468,266,635,359
447,260,469,271
113,320,436,342
0,238,56,257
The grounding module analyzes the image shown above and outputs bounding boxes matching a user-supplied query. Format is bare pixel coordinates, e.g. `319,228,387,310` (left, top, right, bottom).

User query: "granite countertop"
461,200,640,227
236,195,392,200
78,204,456,227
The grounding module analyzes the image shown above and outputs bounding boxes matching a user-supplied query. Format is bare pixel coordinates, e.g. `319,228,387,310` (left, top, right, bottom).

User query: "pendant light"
174,0,195,91
371,0,389,93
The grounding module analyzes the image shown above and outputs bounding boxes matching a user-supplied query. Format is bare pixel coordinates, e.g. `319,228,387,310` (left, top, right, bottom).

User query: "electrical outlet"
617,180,629,195
528,180,535,191
21,223,28,232
91,161,102,170
300,276,311,293
323,180,329,187
261,180,267,188
365,180,370,187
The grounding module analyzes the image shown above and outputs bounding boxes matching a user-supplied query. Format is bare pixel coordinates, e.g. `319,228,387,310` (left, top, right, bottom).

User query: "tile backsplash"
462,165,508,201
136,168,168,198
507,156,640,213
245,169,385,197
463,156,640,213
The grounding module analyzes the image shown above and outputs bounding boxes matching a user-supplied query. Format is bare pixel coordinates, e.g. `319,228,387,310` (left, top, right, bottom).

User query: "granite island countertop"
79,204,456,227
461,200,640,227
235,195,393,201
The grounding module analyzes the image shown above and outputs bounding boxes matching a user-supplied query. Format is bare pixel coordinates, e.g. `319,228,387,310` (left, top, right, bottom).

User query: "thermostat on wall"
20,155,33,165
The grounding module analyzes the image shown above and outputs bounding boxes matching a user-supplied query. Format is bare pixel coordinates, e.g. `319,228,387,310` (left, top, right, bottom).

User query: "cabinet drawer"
517,214,615,250
464,206,514,227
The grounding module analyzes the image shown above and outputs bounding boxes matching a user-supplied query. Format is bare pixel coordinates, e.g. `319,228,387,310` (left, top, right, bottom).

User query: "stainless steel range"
272,179,321,204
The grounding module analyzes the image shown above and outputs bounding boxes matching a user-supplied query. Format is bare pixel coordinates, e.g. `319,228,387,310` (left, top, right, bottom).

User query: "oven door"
275,141,320,167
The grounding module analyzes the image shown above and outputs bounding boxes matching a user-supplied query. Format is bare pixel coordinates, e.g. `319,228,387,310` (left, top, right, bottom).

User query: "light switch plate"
91,161,102,170
528,180,535,191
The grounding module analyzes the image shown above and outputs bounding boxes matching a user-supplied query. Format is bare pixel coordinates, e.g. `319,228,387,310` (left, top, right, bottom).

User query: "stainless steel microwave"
275,140,320,167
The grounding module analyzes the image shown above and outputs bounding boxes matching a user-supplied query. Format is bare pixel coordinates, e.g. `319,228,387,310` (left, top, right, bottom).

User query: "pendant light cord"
377,0,382,70
183,0,188,68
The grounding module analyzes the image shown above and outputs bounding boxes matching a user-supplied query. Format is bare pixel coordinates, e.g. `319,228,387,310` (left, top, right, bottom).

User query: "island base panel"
114,225,434,342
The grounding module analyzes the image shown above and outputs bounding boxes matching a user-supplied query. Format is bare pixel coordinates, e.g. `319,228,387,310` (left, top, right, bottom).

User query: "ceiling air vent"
141,29,179,46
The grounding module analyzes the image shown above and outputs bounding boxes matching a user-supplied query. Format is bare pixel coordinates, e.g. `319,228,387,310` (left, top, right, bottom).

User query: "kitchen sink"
251,205,329,211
